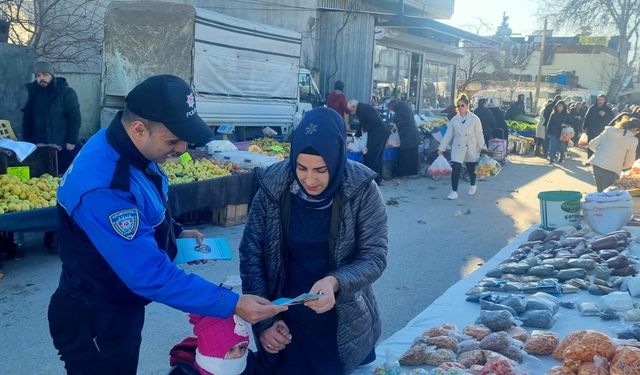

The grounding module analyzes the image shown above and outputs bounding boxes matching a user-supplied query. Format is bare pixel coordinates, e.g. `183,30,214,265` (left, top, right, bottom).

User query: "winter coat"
473,106,495,143
239,160,387,374
356,103,390,150
392,101,420,149
536,107,547,139
588,126,639,175
22,77,81,147
583,103,614,138
505,100,525,120
546,112,570,138
438,112,486,163
489,107,508,140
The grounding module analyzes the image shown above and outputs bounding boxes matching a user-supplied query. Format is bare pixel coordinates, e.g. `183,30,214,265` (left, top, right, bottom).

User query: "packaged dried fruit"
424,324,458,337
480,357,517,375
563,330,616,362
429,336,459,351
553,330,588,360
463,324,492,341
399,343,431,366
480,332,511,353
610,346,640,375
458,350,485,368
425,348,457,366
547,366,575,375
524,330,560,355
577,356,609,375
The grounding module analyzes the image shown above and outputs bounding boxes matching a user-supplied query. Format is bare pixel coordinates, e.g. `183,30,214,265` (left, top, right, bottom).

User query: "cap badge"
305,123,318,135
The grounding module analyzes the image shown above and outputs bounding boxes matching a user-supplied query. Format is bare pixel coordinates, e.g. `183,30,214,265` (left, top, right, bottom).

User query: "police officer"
48,75,287,374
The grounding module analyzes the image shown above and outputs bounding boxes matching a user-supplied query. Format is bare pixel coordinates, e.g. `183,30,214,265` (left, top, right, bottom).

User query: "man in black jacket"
473,98,495,145
388,99,420,177
583,94,614,158
505,94,526,120
348,99,390,183
22,61,81,173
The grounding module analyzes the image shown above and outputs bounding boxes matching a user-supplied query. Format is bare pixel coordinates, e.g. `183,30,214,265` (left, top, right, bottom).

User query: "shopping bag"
560,126,575,142
578,132,589,147
476,154,501,178
427,155,452,177
387,130,401,147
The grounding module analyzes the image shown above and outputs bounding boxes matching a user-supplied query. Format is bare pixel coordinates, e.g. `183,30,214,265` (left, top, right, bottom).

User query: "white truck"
101,1,322,139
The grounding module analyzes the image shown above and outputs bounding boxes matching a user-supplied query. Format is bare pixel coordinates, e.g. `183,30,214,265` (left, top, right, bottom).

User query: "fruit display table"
168,172,257,216
0,206,58,232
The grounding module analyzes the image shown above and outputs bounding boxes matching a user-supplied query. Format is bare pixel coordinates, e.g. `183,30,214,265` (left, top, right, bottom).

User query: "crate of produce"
212,204,248,227
0,144,59,177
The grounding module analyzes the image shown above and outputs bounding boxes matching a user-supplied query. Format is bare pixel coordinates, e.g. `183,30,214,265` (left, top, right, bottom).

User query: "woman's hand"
259,320,292,354
305,276,339,314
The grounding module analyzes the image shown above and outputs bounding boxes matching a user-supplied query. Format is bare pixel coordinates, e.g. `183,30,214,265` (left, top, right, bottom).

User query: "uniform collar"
106,111,151,171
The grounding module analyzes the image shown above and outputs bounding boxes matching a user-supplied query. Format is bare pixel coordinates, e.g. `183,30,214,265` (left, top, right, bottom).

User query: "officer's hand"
66,143,76,151
259,320,292,353
180,230,208,265
178,229,204,244
235,294,287,324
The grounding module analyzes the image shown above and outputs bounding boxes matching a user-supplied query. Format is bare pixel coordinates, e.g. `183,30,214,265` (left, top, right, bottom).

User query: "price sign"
7,166,30,180
179,152,193,166
217,124,235,134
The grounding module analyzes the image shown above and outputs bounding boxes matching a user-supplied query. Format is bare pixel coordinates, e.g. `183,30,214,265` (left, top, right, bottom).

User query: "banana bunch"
0,174,60,214
163,158,232,185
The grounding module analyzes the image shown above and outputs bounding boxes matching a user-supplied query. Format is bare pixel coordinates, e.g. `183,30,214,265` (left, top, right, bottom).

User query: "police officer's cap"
125,75,214,144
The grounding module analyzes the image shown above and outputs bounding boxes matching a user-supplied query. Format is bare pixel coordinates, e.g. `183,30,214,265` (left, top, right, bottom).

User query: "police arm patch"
109,209,140,240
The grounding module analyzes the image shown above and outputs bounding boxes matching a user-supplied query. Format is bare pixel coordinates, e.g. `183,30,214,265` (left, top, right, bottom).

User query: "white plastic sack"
387,131,401,147
206,140,238,154
427,155,452,177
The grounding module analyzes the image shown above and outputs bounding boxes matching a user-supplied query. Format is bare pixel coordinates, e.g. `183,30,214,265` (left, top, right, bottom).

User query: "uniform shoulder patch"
109,209,140,240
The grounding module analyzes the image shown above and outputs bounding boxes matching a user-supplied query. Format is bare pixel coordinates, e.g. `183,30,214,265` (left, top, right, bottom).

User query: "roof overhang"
376,15,498,47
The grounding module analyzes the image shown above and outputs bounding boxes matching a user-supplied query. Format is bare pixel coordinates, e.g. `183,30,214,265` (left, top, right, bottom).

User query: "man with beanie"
326,80,349,128
22,61,81,173
48,74,286,375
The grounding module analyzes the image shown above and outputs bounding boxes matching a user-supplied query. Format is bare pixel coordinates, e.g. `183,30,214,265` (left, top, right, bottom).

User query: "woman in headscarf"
239,107,388,374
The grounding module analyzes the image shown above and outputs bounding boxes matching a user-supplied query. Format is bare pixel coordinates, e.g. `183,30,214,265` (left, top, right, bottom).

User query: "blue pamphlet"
173,238,233,264
272,293,322,306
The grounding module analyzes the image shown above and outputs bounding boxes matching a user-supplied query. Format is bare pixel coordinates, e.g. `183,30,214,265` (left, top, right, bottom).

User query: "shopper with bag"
388,99,420,177
546,100,570,164
438,94,487,200
588,115,640,192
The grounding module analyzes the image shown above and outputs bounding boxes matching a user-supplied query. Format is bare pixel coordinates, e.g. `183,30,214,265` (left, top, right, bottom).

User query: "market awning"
376,15,498,47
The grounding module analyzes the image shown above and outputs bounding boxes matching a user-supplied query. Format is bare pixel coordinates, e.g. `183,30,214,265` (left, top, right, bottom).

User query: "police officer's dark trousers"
48,289,145,375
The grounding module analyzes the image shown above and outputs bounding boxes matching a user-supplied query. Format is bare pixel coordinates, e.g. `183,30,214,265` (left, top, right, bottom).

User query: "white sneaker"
447,191,459,200
468,185,477,196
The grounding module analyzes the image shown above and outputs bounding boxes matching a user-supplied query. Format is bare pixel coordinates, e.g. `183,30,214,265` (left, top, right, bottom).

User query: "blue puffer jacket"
239,159,388,374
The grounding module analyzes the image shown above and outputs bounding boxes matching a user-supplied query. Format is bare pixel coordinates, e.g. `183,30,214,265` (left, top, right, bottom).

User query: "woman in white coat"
588,115,640,192
438,94,487,200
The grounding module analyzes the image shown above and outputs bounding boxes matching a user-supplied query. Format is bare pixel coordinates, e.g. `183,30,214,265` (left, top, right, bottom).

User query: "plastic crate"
0,145,59,177
383,147,399,161
347,151,364,163
0,120,17,140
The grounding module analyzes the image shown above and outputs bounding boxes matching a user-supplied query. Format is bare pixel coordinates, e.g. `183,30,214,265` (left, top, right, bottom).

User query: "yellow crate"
0,120,17,140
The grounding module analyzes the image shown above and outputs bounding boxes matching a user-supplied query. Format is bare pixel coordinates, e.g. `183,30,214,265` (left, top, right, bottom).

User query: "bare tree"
0,0,105,67
456,43,501,92
539,0,640,99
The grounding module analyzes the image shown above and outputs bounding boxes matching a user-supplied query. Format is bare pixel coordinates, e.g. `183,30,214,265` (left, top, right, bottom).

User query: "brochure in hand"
173,237,233,264
272,293,323,306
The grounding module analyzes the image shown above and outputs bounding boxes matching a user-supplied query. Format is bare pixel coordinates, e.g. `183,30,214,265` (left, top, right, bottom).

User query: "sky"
439,0,542,36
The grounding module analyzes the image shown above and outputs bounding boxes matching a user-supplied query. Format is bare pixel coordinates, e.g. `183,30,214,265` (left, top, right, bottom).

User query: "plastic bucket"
582,191,633,234
538,191,582,229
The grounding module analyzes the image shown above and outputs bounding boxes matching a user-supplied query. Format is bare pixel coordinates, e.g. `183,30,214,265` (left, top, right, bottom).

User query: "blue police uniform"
48,113,238,374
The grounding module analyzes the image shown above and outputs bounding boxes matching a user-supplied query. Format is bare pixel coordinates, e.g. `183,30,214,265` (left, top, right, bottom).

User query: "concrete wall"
0,44,33,138
61,72,102,139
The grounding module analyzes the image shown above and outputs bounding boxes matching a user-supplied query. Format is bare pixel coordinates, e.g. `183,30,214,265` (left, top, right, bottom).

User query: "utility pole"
533,18,547,114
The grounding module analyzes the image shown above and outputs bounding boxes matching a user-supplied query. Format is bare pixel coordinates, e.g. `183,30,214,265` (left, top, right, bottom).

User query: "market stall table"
353,226,640,374
0,173,258,232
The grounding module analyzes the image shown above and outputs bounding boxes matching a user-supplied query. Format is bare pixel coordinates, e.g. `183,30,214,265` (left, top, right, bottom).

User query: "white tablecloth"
354,226,640,374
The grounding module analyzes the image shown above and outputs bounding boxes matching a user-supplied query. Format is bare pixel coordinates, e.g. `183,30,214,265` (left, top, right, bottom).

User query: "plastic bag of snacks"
427,155,453,177
475,154,501,178
578,132,589,147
